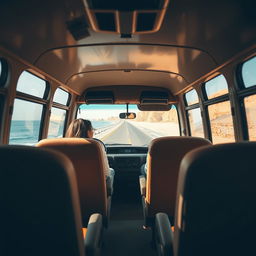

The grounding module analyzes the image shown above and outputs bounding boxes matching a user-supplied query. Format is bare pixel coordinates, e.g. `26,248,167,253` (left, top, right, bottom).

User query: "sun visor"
140,91,169,105
84,91,114,104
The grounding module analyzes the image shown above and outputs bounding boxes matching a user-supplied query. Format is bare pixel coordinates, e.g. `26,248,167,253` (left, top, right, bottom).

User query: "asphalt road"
102,120,153,146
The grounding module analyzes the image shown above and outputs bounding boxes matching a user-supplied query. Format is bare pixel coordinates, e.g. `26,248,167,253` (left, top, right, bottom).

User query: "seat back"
146,136,211,222
0,145,84,256
174,142,256,256
37,138,108,225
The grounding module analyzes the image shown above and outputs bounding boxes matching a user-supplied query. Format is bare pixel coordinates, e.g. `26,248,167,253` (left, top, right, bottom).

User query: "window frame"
8,70,50,144
202,75,234,143
0,58,8,87
9,98,46,144
53,87,71,106
47,88,71,138
236,55,256,140
184,89,204,137
202,74,229,101
16,70,50,99
48,106,68,138
184,89,199,106
238,55,256,90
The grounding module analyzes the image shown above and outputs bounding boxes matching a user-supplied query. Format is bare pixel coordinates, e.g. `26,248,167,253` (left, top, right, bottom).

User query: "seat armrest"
85,213,103,256
139,175,146,196
155,213,173,256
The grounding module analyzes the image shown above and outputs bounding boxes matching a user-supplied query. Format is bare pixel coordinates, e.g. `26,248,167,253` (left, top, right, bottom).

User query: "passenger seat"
37,138,111,227
155,142,256,256
140,136,211,226
0,145,103,256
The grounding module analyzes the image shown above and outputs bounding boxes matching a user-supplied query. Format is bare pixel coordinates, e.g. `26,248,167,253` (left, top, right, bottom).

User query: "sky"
78,104,139,120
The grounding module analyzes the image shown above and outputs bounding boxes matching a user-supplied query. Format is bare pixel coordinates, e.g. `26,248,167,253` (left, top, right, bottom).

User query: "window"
77,104,179,146
204,74,228,99
48,88,70,138
244,95,256,141
53,88,70,105
203,75,234,144
0,95,4,130
237,56,256,140
48,107,67,138
187,108,204,137
184,89,199,106
208,101,235,144
0,58,8,87
241,56,256,88
9,70,48,145
9,99,43,145
184,89,204,137
16,71,47,98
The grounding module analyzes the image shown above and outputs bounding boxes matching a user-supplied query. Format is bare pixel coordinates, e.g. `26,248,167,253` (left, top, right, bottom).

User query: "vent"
85,0,165,11
85,91,114,104
83,0,169,35
136,12,157,31
95,12,116,31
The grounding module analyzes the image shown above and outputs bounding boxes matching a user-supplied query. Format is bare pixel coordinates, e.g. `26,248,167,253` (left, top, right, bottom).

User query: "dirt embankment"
135,109,178,123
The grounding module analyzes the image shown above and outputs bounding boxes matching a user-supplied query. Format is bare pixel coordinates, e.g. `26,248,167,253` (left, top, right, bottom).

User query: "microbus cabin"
1,0,256,255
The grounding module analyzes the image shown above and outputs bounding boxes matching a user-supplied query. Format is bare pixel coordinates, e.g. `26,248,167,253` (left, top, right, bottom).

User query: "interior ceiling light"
83,0,170,37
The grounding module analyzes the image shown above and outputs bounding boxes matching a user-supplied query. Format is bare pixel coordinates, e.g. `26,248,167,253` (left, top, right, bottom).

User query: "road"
99,120,153,146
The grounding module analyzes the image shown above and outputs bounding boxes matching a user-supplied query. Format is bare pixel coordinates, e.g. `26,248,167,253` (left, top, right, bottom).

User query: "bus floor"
101,172,157,256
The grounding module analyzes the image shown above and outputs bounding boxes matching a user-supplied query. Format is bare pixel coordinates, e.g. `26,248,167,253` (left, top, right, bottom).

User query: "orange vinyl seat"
37,138,110,227
0,145,103,256
142,136,211,226
155,142,256,256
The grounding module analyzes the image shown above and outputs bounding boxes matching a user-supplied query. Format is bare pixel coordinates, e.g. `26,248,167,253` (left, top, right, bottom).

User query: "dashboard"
106,146,148,170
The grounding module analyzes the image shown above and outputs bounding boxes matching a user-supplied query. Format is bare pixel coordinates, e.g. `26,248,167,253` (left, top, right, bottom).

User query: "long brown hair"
65,119,93,138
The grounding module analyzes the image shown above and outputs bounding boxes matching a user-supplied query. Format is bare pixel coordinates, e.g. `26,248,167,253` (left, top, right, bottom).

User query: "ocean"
9,120,115,145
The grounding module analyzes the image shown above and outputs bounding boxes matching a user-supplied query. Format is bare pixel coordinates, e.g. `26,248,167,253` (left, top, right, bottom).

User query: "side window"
0,58,8,87
0,95,4,132
244,95,256,140
184,89,204,137
239,56,256,140
48,107,67,138
241,56,256,88
53,88,70,105
203,75,234,144
9,99,43,145
204,75,228,99
48,88,70,138
9,71,48,145
16,71,47,98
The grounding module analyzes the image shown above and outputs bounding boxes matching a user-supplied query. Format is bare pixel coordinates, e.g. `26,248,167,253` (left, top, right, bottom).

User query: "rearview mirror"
119,112,136,119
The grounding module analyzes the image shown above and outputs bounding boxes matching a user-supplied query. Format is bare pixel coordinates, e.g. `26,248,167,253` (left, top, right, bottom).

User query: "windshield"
77,104,180,146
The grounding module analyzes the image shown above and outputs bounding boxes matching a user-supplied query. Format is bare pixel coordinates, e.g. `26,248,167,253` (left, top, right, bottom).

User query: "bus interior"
1,0,256,255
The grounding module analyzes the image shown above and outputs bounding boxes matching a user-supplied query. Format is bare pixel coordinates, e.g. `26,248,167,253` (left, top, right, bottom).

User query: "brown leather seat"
0,145,103,256
143,136,211,226
37,138,110,227
155,142,256,256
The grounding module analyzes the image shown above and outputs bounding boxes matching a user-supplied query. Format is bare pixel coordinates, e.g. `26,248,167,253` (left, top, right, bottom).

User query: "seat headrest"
37,138,108,224
0,145,84,256
175,142,256,256
148,136,211,155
